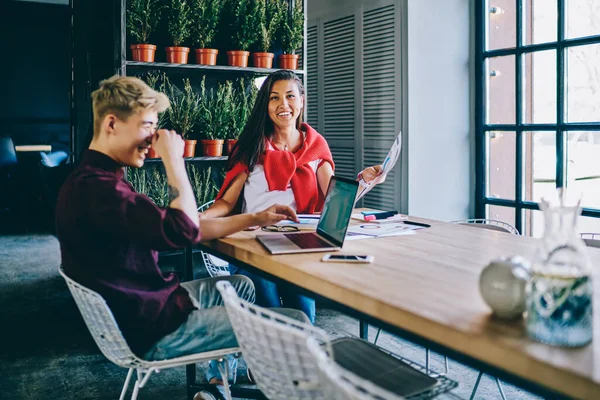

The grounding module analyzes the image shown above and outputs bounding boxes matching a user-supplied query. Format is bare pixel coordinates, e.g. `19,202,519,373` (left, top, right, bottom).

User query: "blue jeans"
230,265,316,324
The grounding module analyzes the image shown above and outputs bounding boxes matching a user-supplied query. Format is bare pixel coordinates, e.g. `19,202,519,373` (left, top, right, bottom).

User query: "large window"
476,0,600,236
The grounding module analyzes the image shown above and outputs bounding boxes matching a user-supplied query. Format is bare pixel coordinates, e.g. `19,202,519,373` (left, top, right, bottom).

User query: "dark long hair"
228,70,304,171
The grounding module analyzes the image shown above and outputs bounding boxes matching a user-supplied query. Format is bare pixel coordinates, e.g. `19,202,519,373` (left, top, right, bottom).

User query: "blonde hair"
91,75,169,137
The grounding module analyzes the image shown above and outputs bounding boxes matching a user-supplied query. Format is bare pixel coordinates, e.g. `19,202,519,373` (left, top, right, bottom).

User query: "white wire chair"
450,218,520,235
198,201,231,277
59,267,238,400
306,336,405,400
216,281,458,400
580,233,600,248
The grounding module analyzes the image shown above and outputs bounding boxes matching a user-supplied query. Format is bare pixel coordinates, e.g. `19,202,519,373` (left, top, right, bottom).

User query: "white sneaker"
193,391,217,400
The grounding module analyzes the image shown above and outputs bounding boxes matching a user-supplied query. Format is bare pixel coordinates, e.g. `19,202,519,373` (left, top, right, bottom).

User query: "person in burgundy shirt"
56,76,303,394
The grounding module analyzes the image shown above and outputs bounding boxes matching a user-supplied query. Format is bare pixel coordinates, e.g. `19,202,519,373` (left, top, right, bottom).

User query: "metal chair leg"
469,371,484,400
119,368,134,400
495,377,507,400
373,328,382,344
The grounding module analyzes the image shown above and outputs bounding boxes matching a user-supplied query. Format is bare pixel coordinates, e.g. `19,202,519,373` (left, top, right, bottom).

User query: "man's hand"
254,205,299,226
361,165,386,184
151,129,184,161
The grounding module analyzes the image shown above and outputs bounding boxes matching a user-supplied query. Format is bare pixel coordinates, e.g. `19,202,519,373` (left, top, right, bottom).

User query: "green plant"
280,0,304,54
254,0,285,53
126,166,149,194
166,77,202,139
127,0,163,44
229,0,262,50
187,164,218,206
126,165,169,207
197,77,217,140
229,78,257,139
167,0,193,46
142,71,169,129
213,81,235,140
191,0,223,48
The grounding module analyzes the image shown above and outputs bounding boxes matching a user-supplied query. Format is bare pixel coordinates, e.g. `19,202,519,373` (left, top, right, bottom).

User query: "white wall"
405,0,473,220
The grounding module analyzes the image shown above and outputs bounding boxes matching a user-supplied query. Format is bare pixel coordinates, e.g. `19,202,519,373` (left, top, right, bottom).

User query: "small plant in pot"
226,0,261,67
166,0,193,64
226,78,257,155
166,77,202,156
252,0,284,69
127,0,163,61
279,0,304,69
191,0,222,65
143,71,169,157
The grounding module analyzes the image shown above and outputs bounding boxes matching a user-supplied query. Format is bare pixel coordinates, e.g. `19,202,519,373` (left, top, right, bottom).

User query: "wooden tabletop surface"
200,215,600,399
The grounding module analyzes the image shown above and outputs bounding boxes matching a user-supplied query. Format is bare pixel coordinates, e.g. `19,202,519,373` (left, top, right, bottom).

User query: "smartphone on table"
321,254,374,263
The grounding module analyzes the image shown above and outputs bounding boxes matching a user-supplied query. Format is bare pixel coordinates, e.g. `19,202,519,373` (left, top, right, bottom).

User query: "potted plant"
226,0,261,67
187,164,218,206
166,0,193,64
166,77,202,156
197,77,227,156
226,78,256,154
252,0,284,69
279,0,303,69
191,0,222,65
127,0,163,62
143,72,169,158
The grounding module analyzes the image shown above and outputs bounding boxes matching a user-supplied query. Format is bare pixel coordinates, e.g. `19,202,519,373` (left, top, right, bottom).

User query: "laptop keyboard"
284,232,333,249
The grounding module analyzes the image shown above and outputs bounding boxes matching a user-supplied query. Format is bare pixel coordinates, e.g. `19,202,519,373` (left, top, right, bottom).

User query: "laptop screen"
317,176,359,246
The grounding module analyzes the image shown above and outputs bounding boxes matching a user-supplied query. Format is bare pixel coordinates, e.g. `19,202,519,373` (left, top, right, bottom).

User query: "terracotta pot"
130,44,157,62
201,139,224,156
195,48,219,65
165,46,190,64
225,139,238,155
147,147,159,159
278,54,299,70
252,52,274,69
226,50,250,67
183,140,197,157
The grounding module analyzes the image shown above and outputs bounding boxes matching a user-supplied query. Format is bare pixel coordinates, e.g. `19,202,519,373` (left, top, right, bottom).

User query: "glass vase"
525,188,593,347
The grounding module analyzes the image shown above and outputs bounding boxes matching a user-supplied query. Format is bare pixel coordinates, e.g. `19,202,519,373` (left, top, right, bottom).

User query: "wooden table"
196,215,600,399
14,145,52,152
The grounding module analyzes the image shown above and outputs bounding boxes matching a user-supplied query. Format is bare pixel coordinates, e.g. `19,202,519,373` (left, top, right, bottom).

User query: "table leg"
359,320,369,340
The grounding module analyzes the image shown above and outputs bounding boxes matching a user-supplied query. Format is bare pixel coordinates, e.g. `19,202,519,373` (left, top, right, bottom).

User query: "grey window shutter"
362,4,398,210
323,15,355,179
306,25,318,129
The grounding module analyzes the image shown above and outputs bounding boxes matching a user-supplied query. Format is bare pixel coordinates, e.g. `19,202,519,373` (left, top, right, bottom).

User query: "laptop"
257,176,359,255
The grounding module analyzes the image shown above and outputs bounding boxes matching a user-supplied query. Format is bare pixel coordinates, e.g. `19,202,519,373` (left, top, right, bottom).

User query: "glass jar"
526,189,593,347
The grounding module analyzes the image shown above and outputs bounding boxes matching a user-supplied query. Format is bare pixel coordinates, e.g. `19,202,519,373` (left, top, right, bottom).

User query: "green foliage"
142,71,169,129
166,77,202,139
197,78,235,140
255,0,285,52
229,0,262,50
127,0,163,44
280,0,304,54
197,77,217,140
230,78,257,139
191,0,223,49
167,0,193,46
186,164,218,206
126,165,169,207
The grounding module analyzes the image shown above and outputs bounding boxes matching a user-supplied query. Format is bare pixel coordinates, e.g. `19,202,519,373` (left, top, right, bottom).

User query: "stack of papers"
345,222,423,241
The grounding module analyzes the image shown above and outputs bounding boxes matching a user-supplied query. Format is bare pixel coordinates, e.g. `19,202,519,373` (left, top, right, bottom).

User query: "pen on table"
363,211,397,221
402,220,431,228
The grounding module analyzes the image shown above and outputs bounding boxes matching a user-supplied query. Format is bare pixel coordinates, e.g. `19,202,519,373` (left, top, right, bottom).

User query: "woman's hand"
253,204,299,226
361,165,386,184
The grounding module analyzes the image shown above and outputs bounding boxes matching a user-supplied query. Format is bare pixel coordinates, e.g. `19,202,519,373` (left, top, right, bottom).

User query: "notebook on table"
256,176,358,255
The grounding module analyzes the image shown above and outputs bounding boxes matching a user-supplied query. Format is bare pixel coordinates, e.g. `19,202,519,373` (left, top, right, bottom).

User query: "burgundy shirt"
56,150,200,356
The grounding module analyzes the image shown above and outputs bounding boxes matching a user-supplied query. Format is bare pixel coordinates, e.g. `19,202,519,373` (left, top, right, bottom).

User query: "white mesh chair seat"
580,233,600,248
59,267,239,400
451,218,520,235
198,201,231,277
216,281,458,400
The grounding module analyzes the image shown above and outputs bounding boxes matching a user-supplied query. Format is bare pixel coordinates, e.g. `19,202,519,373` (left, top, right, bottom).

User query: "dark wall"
0,1,71,152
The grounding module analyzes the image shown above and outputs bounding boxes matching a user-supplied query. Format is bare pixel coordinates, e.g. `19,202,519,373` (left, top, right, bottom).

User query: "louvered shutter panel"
362,4,398,210
323,15,355,179
306,25,318,129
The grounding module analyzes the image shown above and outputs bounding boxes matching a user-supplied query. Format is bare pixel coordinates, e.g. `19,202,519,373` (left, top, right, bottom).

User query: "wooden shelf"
144,156,228,163
125,61,305,76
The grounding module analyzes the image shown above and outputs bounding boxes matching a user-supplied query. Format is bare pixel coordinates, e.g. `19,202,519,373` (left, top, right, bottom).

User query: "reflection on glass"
486,205,516,230
523,209,544,238
523,51,556,124
487,0,516,50
523,0,557,45
524,132,556,203
487,55,516,124
566,132,600,209
566,44,600,123
566,0,600,39
487,131,515,200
